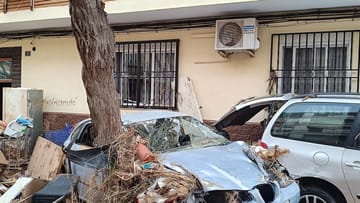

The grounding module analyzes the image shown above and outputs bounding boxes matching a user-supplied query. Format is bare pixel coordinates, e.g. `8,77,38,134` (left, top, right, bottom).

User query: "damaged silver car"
63,110,300,202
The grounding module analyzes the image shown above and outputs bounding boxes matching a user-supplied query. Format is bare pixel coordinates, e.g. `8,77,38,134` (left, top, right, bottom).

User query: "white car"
216,94,360,203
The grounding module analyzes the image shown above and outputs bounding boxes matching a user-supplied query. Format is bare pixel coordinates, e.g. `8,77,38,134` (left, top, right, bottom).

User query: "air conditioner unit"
215,18,259,52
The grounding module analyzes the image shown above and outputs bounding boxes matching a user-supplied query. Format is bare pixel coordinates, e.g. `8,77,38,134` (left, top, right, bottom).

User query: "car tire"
300,186,337,203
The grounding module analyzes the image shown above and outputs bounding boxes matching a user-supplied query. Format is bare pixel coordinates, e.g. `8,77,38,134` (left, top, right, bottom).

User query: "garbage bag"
44,123,73,146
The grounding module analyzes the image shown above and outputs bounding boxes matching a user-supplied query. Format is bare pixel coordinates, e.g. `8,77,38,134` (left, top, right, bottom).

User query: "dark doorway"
0,47,22,120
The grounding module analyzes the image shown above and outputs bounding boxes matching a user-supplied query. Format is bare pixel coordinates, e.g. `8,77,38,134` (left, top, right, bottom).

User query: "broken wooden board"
0,177,48,203
0,184,8,194
177,76,203,121
0,150,9,166
27,137,65,180
0,177,33,203
18,178,48,203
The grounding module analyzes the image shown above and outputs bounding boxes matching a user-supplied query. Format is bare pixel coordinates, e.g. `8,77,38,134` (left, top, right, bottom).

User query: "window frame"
115,39,179,109
270,31,360,95
279,46,351,93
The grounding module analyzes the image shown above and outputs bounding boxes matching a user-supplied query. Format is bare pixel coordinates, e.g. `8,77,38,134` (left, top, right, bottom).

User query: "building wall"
0,19,359,124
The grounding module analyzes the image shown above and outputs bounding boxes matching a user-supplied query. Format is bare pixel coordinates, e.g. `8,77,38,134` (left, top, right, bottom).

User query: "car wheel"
300,186,337,203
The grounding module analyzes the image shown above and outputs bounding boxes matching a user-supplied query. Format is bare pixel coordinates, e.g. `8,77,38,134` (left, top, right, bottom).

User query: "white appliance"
215,18,259,52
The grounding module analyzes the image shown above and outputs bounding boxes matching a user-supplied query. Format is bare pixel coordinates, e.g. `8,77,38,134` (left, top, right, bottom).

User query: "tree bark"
69,0,121,146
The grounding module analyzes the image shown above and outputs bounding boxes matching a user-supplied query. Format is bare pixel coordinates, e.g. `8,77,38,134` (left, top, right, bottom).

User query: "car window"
129,116,230,152
271,102,360,147
75,124,94,146
64,121,88,149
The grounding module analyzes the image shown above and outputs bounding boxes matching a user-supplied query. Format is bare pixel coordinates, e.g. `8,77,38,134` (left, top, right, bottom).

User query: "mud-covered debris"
100,128,199,203
244,143,292,187
137,169,199,203
254,144,289,161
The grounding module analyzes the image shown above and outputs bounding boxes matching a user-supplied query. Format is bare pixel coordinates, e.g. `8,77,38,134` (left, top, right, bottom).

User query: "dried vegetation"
98,129,199,203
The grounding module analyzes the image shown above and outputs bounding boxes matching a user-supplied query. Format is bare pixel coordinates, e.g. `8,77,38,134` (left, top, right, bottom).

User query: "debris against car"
63,110,300,203
0,136,66,202
244,143,292,188
101,129,200,202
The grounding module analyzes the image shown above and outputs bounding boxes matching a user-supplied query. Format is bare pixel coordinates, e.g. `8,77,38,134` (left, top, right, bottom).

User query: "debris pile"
0,114,72,203
1,116,34,166
0,169,17,196
101,128,200,203
0,116,296,202
0,116,33,196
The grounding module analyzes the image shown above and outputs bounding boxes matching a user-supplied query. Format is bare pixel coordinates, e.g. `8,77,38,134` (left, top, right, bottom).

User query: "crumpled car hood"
161,141,268,192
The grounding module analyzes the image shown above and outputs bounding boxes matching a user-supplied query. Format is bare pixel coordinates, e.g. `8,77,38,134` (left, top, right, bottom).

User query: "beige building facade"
0,0,359,128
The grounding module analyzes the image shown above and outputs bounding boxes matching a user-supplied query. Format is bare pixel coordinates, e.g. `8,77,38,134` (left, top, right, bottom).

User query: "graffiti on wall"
43,96,78,106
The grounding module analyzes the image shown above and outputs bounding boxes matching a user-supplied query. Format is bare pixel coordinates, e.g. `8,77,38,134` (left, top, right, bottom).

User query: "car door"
263,100,360,202
215,94,293,131
342,135,360,202
263,100,349,178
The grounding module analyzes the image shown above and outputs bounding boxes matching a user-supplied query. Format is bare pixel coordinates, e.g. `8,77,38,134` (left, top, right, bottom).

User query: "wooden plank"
27,136,65,180
177,76,203,121
0,150,8,165
35,0,68,8
0,177,33,203
6,0,28,11
1,0,112,12
19,178,48,203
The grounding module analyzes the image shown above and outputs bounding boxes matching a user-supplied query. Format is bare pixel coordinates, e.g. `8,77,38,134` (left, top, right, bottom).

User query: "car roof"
80,110,187,126
215,93,360,130
304,93,360,99
233,93,360,109
233,93,295,111
121,110,187,124
233,93,360,108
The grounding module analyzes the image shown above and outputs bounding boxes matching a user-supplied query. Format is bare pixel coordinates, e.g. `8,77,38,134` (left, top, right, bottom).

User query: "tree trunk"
69,0,121,146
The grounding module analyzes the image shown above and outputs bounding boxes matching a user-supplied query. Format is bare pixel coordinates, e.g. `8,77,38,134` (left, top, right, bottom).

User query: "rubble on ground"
0,117,291,203
0,116,73,203
100,128,200,203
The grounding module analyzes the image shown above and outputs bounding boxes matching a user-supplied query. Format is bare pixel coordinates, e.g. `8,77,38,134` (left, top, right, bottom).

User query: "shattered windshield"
127,116,230,152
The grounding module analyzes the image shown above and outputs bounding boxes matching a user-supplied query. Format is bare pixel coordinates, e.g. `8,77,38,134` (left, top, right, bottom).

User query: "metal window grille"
270,31,360,94
115,39,179,109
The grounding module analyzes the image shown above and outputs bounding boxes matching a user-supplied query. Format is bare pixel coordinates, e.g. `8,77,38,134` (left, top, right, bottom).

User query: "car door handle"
345,161,360,168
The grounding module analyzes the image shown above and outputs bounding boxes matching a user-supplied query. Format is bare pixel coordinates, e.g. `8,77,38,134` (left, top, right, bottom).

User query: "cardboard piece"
17,178,48,203
0,150,9,165
27,137,65,180
0,177,33,203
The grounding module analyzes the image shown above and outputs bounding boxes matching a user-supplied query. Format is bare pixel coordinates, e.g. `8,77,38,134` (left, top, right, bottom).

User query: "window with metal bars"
270,31,360,94
115,40,179,109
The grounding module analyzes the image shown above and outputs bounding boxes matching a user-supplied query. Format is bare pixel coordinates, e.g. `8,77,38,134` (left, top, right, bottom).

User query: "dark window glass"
271,102,360,146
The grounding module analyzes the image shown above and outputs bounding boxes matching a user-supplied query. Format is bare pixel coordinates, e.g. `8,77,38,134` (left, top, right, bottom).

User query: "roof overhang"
0,0,359,33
